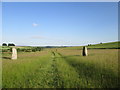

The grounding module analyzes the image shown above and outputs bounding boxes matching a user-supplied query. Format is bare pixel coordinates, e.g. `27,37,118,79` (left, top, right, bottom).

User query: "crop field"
2,44,119,88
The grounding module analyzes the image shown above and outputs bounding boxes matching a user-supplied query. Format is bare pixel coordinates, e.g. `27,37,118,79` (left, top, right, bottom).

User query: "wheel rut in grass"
51,51,64,88
54,51,84,88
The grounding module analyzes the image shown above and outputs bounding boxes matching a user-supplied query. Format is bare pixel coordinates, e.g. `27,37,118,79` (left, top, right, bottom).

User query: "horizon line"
7,40,119,47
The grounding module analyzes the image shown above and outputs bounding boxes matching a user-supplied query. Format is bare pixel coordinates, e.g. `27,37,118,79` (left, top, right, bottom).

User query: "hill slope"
66,41,120,49
87,41,120,49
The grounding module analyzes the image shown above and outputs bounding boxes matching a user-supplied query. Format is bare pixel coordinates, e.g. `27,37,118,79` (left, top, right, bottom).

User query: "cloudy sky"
2,2,118,46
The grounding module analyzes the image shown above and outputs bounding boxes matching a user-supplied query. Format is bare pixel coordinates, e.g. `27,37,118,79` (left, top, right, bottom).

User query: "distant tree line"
2,43,15,46
2,48,11,52
17,47,43,52
88,42,102,46
2,47,43,53
2,43,7,46
88,44,92,46
2,43,44,52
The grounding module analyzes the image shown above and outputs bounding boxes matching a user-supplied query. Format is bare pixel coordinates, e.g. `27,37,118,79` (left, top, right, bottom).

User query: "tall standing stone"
82,46,88,56
12,47,17,60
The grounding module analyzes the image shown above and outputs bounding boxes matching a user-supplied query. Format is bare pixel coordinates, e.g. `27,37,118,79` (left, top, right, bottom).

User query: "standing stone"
82,46,88,56
12,47,17,60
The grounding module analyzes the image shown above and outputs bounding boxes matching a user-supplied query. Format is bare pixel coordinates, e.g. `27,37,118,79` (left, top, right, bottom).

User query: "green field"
66,41,120,50
2,42,119,88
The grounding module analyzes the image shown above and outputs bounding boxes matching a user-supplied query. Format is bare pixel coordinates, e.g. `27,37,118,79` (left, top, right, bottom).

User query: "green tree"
2,43,7,46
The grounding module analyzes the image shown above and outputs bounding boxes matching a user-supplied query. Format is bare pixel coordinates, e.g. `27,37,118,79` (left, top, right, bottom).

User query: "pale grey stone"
12,47,17,60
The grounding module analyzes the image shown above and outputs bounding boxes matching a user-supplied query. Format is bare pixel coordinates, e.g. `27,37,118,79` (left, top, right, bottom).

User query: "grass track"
2,49,119,88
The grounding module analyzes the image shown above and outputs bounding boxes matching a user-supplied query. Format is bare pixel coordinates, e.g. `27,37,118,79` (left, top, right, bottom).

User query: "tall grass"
3,51,53,88
57,49,119,88
2,49,119,88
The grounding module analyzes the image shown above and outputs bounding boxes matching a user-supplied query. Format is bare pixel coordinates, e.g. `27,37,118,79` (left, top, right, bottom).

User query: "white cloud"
32,23,38,27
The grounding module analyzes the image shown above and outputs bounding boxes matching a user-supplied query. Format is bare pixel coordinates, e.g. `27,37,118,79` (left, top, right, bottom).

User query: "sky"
2,0,120,2
0,2,1,44
2,2,118,46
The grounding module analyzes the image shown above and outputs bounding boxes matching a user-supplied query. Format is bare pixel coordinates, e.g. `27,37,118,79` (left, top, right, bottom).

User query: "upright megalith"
12,47,17,60
82,46,88,56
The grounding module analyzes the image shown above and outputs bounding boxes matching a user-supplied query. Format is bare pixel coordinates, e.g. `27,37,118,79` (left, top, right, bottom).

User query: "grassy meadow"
2,42,119,88
66,41,120,50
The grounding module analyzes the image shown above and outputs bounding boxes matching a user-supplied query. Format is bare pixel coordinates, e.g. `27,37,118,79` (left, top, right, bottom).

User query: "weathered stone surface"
12,47,17,59
82,46,88,56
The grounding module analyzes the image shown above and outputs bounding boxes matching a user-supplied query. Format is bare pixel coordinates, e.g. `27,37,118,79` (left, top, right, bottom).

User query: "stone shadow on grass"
2,57,11,59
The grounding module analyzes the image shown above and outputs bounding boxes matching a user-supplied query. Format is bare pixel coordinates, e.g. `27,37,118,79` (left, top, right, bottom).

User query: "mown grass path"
50,51,64,88
52,51,82,88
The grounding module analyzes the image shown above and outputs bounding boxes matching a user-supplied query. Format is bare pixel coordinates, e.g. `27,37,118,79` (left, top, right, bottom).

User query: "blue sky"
2,2,118,46
0,2,2,45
